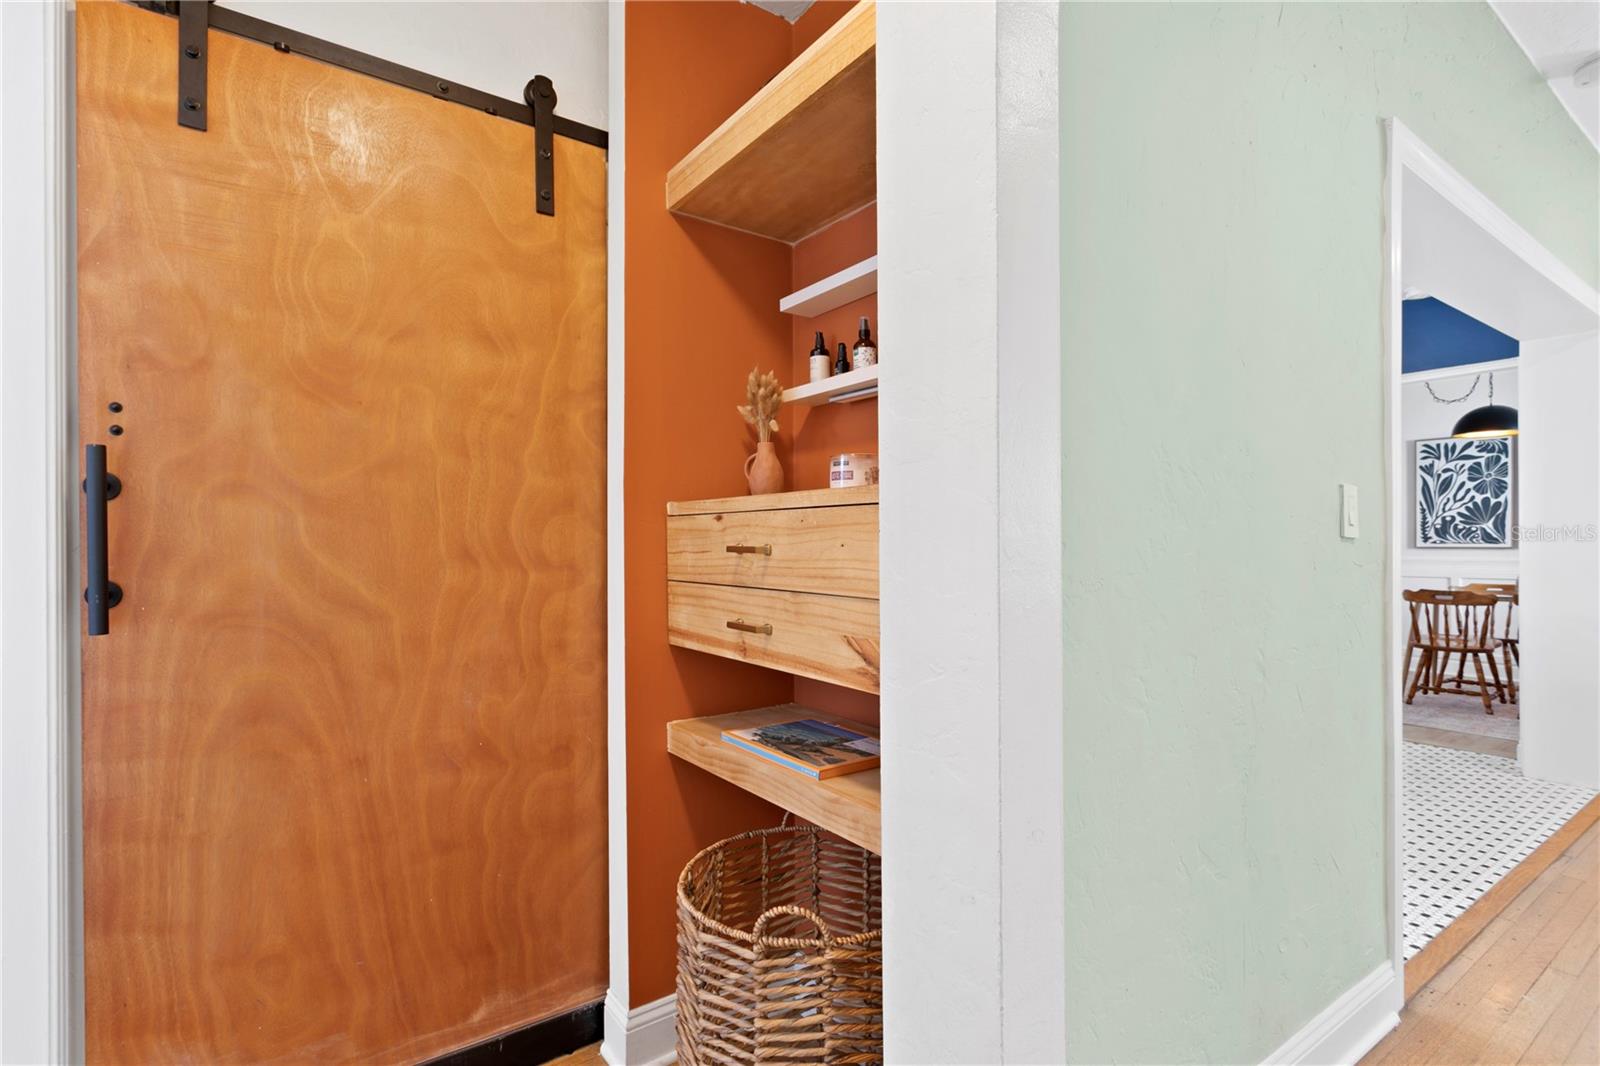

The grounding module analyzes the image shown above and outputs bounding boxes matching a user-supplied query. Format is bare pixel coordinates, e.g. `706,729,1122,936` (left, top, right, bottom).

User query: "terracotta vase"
744,441,784,495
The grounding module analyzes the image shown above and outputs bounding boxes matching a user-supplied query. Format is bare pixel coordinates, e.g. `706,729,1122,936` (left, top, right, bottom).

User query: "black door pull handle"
83,443,123,636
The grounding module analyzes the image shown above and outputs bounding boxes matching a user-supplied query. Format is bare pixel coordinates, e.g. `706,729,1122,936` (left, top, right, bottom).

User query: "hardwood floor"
1364,819,1600,1064
546,1044,604,1066
1406,795,1600,999
1404,723,1518,760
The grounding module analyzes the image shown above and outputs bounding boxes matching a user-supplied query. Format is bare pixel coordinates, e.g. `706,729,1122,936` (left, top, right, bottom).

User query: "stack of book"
721,717,880,780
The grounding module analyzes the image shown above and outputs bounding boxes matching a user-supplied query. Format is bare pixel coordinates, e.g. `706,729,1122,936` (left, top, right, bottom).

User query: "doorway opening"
1385,121,1600,994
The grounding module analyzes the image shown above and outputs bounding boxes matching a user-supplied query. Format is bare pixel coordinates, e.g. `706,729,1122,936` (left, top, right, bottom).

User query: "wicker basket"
676,823,883,1065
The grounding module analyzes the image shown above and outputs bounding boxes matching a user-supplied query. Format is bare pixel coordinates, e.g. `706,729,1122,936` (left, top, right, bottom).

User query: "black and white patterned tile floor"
1403,742,1596,960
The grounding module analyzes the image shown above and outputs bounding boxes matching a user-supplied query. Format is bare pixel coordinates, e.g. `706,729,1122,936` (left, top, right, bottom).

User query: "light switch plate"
1341,483,1359,539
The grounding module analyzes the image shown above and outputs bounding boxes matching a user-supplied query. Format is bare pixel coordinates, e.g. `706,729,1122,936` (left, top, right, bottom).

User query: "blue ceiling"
1402,297,1518,374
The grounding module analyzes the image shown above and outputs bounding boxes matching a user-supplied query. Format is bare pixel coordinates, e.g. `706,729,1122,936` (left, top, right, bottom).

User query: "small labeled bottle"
852,316,877,370
834,341,850,377
809,331,831,383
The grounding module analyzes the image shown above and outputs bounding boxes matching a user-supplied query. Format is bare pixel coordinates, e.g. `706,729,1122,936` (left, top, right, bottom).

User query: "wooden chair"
1403,589,1506,713
1462,582,1518,703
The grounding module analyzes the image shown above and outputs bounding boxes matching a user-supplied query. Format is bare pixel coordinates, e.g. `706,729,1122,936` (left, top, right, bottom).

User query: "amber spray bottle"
852,316,877,370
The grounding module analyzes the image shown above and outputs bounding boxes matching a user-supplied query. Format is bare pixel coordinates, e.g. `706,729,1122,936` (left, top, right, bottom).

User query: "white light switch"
1341,483,1359,539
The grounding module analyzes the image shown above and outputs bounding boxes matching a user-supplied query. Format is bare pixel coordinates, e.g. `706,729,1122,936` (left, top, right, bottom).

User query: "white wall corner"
877,1,1004,1062
1517,331,1600,790
600,991,676,1066
1261,963,1401,1066
996,0,1066,1063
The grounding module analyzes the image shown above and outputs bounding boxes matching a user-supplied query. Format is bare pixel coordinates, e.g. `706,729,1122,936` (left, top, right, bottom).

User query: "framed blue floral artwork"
1415,437,1514,548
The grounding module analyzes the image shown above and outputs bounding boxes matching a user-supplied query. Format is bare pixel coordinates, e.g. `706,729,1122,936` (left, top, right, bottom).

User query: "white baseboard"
1262,963,1401,1065
599,990,676,1066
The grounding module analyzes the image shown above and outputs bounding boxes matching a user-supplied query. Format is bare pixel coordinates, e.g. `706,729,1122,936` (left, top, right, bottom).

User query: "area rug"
1402,742,1595,959
1403,691,1519,740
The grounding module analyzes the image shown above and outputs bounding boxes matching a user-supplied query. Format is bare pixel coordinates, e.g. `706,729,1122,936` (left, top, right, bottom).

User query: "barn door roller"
138,1,606,219
527,76,556,216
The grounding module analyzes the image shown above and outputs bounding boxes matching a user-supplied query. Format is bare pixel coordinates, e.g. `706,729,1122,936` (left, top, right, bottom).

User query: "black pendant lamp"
1452,372,1518,439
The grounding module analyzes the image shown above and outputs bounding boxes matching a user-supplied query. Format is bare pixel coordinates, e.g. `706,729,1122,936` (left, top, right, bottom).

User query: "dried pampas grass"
736,368,782,443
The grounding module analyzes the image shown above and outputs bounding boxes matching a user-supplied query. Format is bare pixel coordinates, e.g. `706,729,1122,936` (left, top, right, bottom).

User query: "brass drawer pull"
725,543,772,556
726,618,773,636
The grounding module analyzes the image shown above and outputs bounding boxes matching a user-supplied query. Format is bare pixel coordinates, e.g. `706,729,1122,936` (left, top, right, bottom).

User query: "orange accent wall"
623,0,878,1003
792,0,859,52
787,203,878,493
786,3,880,727
623,1,794,1002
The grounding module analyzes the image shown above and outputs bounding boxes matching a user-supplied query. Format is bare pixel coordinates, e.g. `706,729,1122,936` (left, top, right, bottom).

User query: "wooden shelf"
782,365,878,407
667,484,877,517
780,256,878,316
667,704,880,854
665,2,875,244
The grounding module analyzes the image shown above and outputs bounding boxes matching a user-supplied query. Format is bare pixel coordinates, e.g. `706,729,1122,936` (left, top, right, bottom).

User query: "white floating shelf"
779,256,878,317
782,365,879,407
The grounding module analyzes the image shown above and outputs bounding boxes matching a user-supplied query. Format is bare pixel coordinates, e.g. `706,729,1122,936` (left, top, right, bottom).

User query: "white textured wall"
878,3,1065,1060
1519,332,1600,788
878,2,1002,1061
996,2,1066,1062
219,2,608,130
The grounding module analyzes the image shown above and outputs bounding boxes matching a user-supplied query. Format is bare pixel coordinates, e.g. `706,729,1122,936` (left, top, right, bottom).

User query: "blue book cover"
721,717,880,780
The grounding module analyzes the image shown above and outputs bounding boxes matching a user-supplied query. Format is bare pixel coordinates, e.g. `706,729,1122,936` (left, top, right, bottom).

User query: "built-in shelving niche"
665,3,875,245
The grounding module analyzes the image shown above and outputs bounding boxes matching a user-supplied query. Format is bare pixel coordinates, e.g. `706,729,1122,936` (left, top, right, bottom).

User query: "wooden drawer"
667,581,880,694
666,503,877,598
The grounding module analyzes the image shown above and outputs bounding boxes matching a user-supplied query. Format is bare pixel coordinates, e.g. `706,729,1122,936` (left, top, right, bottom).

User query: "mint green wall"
1060,4,1597,1063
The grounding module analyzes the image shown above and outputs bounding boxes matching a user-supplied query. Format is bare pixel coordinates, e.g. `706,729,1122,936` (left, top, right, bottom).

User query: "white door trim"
0,0,80,1061
1390,124,1598,320
602,0,632,1045
1382,118,1600,997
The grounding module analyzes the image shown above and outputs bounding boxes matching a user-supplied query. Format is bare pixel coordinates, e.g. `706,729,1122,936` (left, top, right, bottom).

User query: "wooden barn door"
75,4,607,1061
